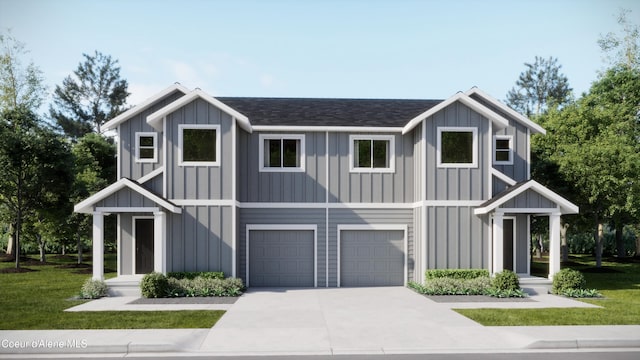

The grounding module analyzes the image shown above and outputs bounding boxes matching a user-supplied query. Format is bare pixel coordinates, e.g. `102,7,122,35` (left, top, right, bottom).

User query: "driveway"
198,287,524,355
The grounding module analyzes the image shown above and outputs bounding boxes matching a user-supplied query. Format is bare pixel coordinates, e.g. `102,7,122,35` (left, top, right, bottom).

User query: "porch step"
519,275,552,295
105,276,142,297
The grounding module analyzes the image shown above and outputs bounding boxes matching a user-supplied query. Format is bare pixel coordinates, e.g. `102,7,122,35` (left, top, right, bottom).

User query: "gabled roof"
474,180,578,215
465,87,546,135
402,92,510,134
102,83,190,131
74,178,182,214
216,97,441,127
146,89,252,132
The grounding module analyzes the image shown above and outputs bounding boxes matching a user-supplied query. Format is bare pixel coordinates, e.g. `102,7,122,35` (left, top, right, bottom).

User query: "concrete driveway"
198,287,525,355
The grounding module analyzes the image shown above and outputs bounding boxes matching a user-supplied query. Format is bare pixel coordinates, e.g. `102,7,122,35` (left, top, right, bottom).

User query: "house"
74,83,578,292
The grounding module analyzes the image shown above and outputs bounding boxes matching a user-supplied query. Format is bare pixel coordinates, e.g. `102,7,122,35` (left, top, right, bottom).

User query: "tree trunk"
595,221,604,268
6,223,14,256
61,245,66,256
615,222,626,258
535,234,542,258
560,222,569,262
77,232,83,264
37,234,46,263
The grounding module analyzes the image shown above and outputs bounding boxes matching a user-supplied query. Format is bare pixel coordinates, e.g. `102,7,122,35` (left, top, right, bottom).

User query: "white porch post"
548,212,561,279
92,212,104,281
154,211,166,274
492,212,504,274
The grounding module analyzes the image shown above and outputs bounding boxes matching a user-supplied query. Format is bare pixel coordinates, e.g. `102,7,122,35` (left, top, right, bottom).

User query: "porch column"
548,212,561,279
92,211,104,281
492,212,504,274
154,211,166,274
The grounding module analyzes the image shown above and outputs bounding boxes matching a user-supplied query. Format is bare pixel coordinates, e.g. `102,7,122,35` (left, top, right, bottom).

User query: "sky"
1,0,639,109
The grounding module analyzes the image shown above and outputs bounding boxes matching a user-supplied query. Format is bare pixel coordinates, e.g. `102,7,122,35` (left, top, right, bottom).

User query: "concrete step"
519,276,552,295
106,276,143,297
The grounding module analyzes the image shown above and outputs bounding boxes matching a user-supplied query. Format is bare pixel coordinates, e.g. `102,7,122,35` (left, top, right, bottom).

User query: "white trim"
96,207,160,213
253,125,403,133
178,124,221,167
147,89,251,132
132,216,154,275
526,128,531,179
464,87,546,135
163,118,168,198
403,92,509,134
349,134,396,173
474,180,579,215
491,168,517,186
527,214,531,275
337,224,408,287
421,121,427,284
232,117,238,278
245,224,318,288
116,124,121,179
437,127,478,168
495,207,560,214
92,212,104,281
135,132,158,163
103,83,190,131
325,131,329,287
237,202,416,209
493,135,513,165
116,214,121,276
503,216,517,273
137,167,164,184
487,121,493,202
171,199,235,206
421,200,485,207
258,134,306,172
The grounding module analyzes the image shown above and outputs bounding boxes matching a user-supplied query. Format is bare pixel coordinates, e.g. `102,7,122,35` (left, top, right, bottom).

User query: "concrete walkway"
1,287,639,357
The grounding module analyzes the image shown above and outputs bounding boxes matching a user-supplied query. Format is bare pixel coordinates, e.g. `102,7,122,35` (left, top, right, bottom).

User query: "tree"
49,51,129,139
598,9,639,70
0,30,46,111
506,56,572,118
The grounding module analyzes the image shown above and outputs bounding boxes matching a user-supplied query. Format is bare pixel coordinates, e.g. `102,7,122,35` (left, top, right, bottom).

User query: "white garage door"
340,229,404,287
249,230,314,287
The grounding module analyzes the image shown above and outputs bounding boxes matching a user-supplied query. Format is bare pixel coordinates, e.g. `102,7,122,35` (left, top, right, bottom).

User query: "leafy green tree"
0,30,46,111
598,9,639,70
506,56,572,118
49,51,129,139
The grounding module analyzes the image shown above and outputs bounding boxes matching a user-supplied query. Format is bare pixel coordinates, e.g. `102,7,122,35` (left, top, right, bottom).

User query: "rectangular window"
437,127,478,168
135,132,157,163
350,135,395,173
178,124,220,166
493,135,513,165
259,134,305,172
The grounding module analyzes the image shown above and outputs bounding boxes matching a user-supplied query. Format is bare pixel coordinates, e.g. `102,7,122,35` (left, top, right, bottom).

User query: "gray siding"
95,187,158,208
412,124,423,201
328,133,414,203
165,98,234,200
140,174,163,195
501,189,557,209
237,131,327,202
492,177,511,196
424,102,490,201
118,214,133,275
515,214,529,274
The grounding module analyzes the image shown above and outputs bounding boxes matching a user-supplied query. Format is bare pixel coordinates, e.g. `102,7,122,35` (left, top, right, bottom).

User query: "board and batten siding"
515,214,529,274
328,132,414,203
237,131,327,203
165,98,234,200
424,102,490,201
119,90,185,180
501,189,558,209
94,187,158,208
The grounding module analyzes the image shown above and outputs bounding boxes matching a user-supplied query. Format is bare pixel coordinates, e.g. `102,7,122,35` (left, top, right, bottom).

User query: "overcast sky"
1,0,639,108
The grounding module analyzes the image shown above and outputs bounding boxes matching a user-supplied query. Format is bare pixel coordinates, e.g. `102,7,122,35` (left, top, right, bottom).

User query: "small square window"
259,134,305,172
135,132,157,163
493,135,513,165
437,127,478,168
350,135,395,172
179,125,220,166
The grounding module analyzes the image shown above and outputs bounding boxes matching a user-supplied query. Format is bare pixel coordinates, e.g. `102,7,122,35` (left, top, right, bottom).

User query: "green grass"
0,254,225,329
456,255,640,326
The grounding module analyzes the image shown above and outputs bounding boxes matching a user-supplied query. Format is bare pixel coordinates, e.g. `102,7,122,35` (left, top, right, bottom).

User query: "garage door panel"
341,229,404,287
249,229,314,287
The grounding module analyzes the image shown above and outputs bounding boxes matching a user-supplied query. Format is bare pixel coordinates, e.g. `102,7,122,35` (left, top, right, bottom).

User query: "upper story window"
437,127,478,168
350,135,395,173
178,124,220,166
259,134,305,172
493,135,513,165
135,132,157,163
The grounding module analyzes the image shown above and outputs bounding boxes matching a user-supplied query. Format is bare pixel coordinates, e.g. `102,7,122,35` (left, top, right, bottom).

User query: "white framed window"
135,132,158,163
349,135,395,173
178,124,220,166
493,135,513,165
259,134,305,172
437,127,478,168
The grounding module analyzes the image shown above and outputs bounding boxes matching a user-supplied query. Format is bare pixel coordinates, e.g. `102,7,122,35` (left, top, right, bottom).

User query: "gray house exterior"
75,84,578,290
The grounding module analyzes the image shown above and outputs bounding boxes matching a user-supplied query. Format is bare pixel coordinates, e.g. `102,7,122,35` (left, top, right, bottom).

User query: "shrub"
410,277,492,295
141,272,169,298
560,288,601,298
552,268,586,294
484,288,526,298
80,278,108,299
425,269,490,280
167,271,224,280
492,270,519,291
165,276,245,297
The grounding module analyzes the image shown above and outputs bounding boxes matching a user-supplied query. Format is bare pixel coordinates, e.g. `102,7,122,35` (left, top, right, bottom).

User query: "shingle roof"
216,97,442,127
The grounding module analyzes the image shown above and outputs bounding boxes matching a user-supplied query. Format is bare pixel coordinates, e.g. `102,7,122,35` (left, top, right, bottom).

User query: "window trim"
135,132,158,163
437,127,478,168
258,134,306,172
178,124,221,167
349,134,395,173
493,135,514,165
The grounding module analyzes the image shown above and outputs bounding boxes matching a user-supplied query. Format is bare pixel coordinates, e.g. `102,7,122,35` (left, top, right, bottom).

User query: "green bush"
492,270,519,291
560,288,601,298
410,277,492,295
166,276,244,297
484,288,526,298
167,271,224,280
141,272,169,298
425,269,490,280
552,268,586,294
80,278,108,299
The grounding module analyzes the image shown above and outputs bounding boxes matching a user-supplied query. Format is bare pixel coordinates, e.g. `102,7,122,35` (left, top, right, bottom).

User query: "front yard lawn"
0,255,224,329
456,255,640,325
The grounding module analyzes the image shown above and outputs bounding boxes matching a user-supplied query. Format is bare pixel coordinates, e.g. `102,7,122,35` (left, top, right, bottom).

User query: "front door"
503,218,514,271
135,218,154,274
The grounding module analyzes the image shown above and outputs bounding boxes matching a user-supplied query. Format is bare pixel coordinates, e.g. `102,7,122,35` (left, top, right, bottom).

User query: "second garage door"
248,229,314,287
340,229,404,287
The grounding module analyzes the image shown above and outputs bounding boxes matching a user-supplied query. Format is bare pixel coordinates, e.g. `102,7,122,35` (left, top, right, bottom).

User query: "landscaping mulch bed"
128,296,239,305
425,295,534,303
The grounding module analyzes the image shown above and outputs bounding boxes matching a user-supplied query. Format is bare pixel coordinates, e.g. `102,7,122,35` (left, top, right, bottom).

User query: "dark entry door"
503,218,514,271
135,218,154,274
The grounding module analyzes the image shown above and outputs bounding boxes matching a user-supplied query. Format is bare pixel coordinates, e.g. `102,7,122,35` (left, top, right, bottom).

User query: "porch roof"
474,180,579,215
